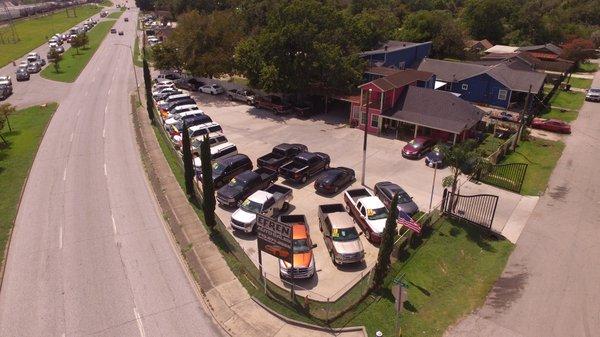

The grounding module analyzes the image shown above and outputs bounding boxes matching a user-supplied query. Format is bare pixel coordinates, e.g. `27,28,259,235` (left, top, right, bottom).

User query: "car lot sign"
256,214,293,263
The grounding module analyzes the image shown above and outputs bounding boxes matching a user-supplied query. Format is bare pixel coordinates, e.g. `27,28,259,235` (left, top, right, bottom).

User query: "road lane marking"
102,128,106,138
105,105,108,114
70,133,74,142
104,163,107,176
63,168,67,181
133,307,146,337
59,226,63,249
111,214,117,234
108,88,111,96
77,109,81,117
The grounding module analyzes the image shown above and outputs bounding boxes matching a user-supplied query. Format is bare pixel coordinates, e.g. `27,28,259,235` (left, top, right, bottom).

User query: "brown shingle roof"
383,86,484,134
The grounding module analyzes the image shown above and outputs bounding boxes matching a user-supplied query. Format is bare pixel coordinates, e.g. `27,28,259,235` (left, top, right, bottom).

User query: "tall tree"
48,49,62,74
351,8,400,51
70,34,86,55
396,10,465,59
0,103,15,132
561,38,596,65
181,122,196,199
371,193,399,291
142,58,155,124
235,0,364,94
461,0,511,43
150,43,182,71
200,134,216,230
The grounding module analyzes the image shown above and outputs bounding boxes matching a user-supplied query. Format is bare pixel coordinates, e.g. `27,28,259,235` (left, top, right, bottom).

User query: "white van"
193,142,238,171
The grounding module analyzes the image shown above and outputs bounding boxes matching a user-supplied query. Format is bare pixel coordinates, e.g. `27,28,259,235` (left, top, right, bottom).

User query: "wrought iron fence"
441,188,499,230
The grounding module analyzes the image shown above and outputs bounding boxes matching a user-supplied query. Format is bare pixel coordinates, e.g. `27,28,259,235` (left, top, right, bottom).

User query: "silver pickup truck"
230,184,293,233
318,204,365,265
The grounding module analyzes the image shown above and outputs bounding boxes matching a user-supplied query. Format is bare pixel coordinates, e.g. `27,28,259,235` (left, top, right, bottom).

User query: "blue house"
417,58,546,109
359,41,432,70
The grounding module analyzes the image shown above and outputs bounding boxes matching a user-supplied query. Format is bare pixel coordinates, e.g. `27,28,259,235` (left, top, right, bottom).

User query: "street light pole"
361,88,372,186
114,43,142,103
428,163,438,212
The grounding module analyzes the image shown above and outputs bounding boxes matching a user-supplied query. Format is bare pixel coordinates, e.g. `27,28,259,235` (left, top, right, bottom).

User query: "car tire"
364,230,371,241
301,176,307,184
282,202,289,212
334,186,339,194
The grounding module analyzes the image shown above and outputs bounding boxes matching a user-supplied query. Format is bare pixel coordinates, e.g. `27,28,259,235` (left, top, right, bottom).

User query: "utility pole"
513,84,532,150
361,88,372,186
428,162,438,212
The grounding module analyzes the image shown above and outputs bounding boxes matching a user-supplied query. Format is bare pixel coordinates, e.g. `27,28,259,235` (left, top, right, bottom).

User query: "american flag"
397,210,421,234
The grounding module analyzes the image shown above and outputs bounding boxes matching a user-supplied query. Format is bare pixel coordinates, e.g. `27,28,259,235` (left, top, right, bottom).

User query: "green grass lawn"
107,11,124,19
133,36,143,67
335,218,513,337
0,5,100,67
40,20,115,82
549,90,585,110
566,77,592,89
541,108,578,122
477,134,507,157
0,103,57,268
99,0,113,6
576,62,598,73
502,139,565,196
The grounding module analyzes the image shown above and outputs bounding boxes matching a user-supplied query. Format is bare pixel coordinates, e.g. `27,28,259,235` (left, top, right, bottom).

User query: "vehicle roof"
247,190,272,204
376,181,404,195
189,122,220,131
292,223,308,240
296,151,319,161
172,104,199,111
328,212,355,229
359,196,386,209
211,142,236,154
216,154,250,166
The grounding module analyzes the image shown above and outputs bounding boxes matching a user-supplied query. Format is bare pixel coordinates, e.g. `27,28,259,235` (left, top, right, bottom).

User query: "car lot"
153,76,525,299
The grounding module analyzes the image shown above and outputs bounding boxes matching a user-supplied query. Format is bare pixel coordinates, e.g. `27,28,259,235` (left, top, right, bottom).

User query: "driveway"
445,71,600,336
183,89,525,300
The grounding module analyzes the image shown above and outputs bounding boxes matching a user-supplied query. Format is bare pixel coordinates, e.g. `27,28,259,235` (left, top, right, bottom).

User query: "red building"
349,69,484,144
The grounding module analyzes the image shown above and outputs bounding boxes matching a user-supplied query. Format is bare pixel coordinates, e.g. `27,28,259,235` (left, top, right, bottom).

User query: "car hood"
332,239,363,255
367,218,386,234
217,185,243,200
231,208,256,224
281,252,313,269
402,145,418,153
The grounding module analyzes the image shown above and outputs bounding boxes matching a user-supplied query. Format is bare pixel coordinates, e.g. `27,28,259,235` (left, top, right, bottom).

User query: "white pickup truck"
230,184,293,233
344,188,389,244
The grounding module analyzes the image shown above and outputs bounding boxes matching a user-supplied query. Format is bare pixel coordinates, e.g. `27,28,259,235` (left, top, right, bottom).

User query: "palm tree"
441,139,491,198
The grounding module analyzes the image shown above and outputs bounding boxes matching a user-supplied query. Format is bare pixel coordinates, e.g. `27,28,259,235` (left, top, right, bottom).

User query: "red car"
530,118,571,134
402,136,436,159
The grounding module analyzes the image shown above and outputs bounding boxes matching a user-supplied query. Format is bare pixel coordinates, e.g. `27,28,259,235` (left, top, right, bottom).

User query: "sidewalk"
132,100,366,337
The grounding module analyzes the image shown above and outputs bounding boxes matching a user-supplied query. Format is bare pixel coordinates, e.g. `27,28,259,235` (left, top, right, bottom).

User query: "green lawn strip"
40,20,116,82
565,77,592,89
501,139,565,196
477,134,506,157
0,103,57,267
107,11,124,19
335,218,513,337
133,36,143,67
549,90,585,111
540,108,578,122
0,5,101,67
576,62,598,73
99,0,113,6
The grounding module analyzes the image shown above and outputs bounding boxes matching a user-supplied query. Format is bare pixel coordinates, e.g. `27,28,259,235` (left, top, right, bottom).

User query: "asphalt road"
0,6,222,337
446,71,600,336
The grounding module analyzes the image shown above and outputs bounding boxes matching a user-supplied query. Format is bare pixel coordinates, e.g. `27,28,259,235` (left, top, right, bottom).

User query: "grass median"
549,90,585,111
0,103,57,270
566,77,592,90
40,20,116,82
541,107,578,122
107,11,124,19
501,138,564,196
334,218,513,337
0,5,100,67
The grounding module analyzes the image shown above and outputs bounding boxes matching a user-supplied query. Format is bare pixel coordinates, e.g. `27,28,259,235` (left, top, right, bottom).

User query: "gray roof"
383,86,484,134
360,40,430,57
418,58,546,93
517,43,563,55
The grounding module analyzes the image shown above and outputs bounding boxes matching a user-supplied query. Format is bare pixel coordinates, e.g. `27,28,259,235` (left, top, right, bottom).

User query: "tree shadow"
450,219,498,252
404,300,418,313
408,281,431,297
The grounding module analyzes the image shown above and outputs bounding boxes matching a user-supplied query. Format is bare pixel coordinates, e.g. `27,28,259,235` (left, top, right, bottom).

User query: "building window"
371,115,379,128
361,112,367,125
353,108,360,120
461,83,469,90
498,89,508,100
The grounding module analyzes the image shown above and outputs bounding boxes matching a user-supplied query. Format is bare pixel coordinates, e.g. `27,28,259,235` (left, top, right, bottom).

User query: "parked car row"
0,76,12,101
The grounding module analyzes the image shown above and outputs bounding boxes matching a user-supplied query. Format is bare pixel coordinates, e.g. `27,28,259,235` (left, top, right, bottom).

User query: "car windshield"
589,89,600,93
240,199,262,213
226,177,245,192
332,227,359,242
367,207,388,220
212,162,225,176
408,139,423,148
293,239,311,253
398,192,412,204
191,138,202,149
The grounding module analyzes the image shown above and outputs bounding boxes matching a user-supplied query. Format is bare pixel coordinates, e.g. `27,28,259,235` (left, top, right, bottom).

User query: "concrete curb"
0,103,57,293
251,297,368,335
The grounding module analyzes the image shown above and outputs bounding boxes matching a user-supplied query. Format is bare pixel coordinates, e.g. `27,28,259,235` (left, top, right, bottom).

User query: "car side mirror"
311,244,318,249
358,231,364,236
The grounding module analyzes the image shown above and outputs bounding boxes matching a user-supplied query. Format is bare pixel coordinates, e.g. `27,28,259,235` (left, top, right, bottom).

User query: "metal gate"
478,163,528,193
442,189,499,230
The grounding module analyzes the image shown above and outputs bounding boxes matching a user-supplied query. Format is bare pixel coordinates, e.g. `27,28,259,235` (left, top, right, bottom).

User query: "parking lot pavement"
189,90,525,299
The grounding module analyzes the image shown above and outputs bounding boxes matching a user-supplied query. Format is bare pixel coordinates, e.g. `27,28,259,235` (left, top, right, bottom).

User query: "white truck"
230,184,293,233
344,188,389,244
